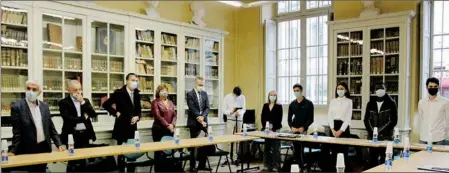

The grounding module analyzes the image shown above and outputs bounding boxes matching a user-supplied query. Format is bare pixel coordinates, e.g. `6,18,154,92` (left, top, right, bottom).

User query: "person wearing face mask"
260,91,282,172
326,82,352,171
9,80,65,172
222,86,246,164
417,77,449,145
363,82,398,169
186,77,210,171
288,83,314,171
103,73,142,172
151,84,177,172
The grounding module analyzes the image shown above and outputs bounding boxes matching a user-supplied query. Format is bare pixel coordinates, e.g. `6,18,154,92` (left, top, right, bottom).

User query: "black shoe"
197,166,212,171
189,168,198,172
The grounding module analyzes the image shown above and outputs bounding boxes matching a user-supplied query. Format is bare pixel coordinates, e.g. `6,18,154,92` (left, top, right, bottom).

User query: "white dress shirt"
418,95,449,142
222,93,246,121
71,97,86,130
26,100,45,143
327,97,353,131
377,101,383,113
126,87,134,105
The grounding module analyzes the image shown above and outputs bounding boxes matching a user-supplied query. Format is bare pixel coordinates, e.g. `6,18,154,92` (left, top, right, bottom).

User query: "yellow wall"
95,1,238,94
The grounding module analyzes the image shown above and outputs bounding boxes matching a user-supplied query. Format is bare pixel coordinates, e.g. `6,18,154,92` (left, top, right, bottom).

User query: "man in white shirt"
417,77,449,145
222,86,246,164
9,80,64,172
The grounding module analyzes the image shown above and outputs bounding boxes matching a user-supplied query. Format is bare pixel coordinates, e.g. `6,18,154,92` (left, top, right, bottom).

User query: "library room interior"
1,0,448,172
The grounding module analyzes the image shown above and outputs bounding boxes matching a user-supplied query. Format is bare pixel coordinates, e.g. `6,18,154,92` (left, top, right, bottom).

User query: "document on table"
417,165,449,172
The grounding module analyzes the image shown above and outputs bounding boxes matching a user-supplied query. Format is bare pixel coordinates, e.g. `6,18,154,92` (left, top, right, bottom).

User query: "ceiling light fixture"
219,1,243,7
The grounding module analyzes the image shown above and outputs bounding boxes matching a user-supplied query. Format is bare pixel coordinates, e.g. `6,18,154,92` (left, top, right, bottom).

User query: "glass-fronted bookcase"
329,11,415,138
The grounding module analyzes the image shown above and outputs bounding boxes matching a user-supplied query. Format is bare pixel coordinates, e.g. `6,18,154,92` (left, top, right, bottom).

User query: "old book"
96,27,108,54
47,23,62,49
76,36,82,52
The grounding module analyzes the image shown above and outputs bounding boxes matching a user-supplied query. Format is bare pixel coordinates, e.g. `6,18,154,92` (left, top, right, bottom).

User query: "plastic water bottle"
385,142,393,171
134,131,140,149
68,134,75,156
426,134,433,153
393,128,400,144
242,123,248,137
208,126,213,142
264,122,270,135
372,127,378,143
291,164,300,172
2,140,8,164
336,153,345,172
313,128,318,140
403,137,411,161
174,128,180,145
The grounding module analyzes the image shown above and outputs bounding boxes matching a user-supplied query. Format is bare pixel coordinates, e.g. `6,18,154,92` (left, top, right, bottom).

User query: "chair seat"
208,150,230,157
304,147,321,153
253,139,265,143
126,159,155,167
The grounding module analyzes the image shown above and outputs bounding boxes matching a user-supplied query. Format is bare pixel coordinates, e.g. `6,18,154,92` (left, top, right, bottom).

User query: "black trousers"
368,146,386,169
117,138,135,172
189,126,207,169
14,142,51,172
329,120,350,171
67,130,91,172
152,124,174,172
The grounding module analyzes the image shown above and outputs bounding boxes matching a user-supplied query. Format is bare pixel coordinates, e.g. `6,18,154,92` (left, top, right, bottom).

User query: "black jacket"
10,99,62,155
288,97,314,131
103,85,142,141
261,103,283,131
364,94,398,140
59,96,97,145
186,89,209,127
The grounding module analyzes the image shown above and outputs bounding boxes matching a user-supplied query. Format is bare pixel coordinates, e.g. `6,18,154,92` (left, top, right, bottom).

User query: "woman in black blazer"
261,91,283,172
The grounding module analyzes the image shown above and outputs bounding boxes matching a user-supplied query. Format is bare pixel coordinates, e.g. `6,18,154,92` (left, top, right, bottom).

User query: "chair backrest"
123,139,145,160
243,109,255,124
161,136,174,155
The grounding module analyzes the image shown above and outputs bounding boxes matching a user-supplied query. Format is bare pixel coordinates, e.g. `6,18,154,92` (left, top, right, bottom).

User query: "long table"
1,135,259,169
245,131,449,152
365,151,449,172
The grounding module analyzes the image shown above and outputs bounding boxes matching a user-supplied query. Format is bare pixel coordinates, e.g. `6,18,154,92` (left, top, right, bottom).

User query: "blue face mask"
71,93,78,100
129,81,139,90
26,91,38,102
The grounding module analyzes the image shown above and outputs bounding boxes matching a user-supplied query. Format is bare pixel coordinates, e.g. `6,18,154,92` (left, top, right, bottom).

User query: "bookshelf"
135,28,155,120
90,21,126,113
204,39,220,118
160,32,178,110
329,11,415,138
184,36,201,112
1,6,29,117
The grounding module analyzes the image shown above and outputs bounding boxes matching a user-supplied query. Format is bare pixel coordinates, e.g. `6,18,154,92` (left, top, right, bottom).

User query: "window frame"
275,1,332,106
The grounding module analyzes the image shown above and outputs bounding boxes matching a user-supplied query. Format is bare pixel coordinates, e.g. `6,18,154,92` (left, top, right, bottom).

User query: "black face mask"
235,91,242,96
428,88,439,96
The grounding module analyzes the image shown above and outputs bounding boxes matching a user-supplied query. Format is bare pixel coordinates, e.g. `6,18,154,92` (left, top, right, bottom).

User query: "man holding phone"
223,86,246,164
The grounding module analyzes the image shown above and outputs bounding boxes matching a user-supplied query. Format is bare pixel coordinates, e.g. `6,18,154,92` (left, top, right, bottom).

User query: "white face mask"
376,89,386,98
197,86,203,92
294,92,302,98
269,96,277,102
159,91,168,98
337,90,346,97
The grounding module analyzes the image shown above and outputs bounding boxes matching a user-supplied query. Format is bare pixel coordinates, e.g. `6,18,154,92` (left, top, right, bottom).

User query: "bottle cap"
175,128,180,136
2,140,8,150
291,164,300,172
336,153,345,167
68,134,74,144
373,127,378,134
134,131,140,139
386,142,393,153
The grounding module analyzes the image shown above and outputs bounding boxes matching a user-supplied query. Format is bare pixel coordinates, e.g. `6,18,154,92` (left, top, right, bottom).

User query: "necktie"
130,93,134,105
198,91,202,113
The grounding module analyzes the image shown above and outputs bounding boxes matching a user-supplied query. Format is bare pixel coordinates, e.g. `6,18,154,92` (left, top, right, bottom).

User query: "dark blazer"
261,103,283,131
151,98,177,128
364,94,398,140
59,96,97,145
186,89,209,127
10,99,62,155
103,85,142,141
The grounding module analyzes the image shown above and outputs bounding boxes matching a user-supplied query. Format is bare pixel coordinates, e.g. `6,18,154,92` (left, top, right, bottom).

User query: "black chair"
205,145,233,173
122,139,155,173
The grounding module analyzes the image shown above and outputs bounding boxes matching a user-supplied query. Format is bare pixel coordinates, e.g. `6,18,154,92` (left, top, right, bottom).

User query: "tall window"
275,1,331,104
432,1,449,98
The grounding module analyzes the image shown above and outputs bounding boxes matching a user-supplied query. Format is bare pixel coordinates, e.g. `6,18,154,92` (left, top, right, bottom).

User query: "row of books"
162,47,177,60
185,37,200,48
162,33,176,45
43,78,63,91
161,64,177,76
205,41,219,52
1,25,28,46
185,50,200,63
1,74,27,92
43,56,62,69
136,30,154,42
185,65,199,76
136,60,154,75
2,48,27,67
65,58,82,70
110,61,124,72
161,80,176,93
1,7,27,25
370,57,384,75
205,54,218,65
138,77,153,93
136,44,154,58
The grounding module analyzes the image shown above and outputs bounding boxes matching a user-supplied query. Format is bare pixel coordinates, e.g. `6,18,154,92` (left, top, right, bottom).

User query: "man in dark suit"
9,80,65,172
186,76,210,171
103,73,142,172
